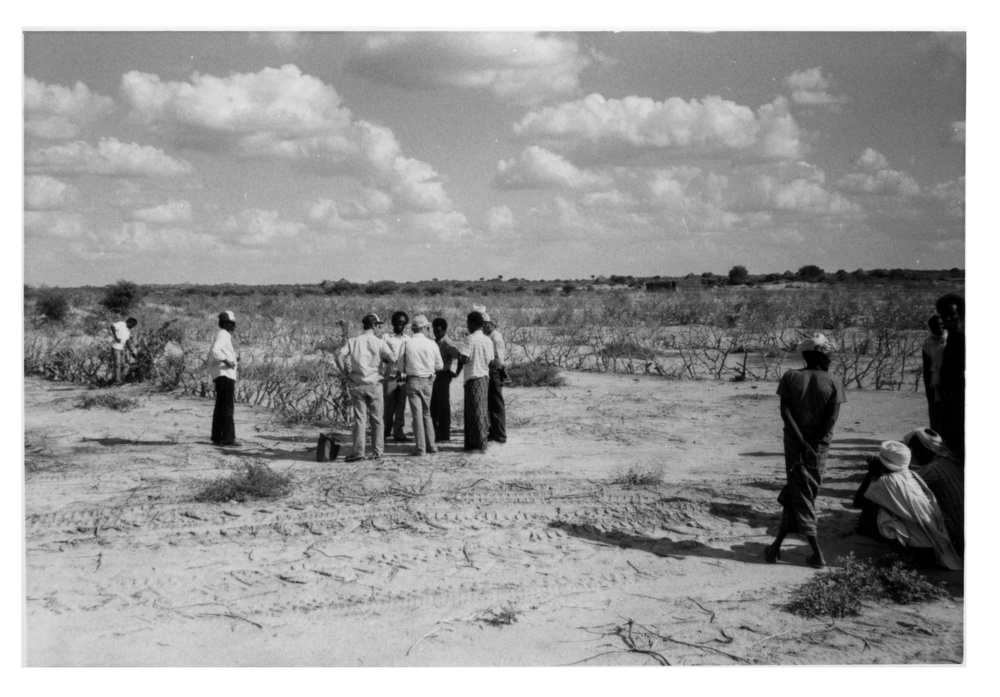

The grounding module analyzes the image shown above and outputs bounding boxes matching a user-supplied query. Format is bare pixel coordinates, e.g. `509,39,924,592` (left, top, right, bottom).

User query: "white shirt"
382,333,408,379
487,329,506,366
460,330,495,383
396,331,444,378
111,321,131,350
338,330,395,385
207,328,237,380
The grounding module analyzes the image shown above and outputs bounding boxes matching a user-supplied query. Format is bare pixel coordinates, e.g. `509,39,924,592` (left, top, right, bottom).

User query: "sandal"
763,544,780,564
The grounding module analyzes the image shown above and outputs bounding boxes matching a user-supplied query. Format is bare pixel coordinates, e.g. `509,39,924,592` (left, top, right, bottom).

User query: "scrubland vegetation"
23,272,963,428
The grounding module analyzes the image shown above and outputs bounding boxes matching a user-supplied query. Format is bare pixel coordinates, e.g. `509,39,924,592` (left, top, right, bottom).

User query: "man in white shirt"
207,311,239,447
457,311,494,452
396,315,444,456
336,313,396,462
483,313,507,444
382,310,410,442
109,317,137,383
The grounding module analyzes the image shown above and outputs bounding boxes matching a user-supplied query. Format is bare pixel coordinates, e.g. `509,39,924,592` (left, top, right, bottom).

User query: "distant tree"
101,280,144,314
364,280,399,295
701,271,714,278
36,290,69,322
562,284,576,294
796,265,826,281
834,269,849,282
727,265,749,285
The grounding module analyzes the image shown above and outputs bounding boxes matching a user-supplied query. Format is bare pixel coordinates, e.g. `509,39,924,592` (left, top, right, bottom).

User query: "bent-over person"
457,311,494,452
765,333,845,569
431,317,461,442
109,317,138,384
337,313,395,463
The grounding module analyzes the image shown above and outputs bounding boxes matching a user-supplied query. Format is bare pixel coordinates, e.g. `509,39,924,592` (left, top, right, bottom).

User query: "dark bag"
317,433,340,462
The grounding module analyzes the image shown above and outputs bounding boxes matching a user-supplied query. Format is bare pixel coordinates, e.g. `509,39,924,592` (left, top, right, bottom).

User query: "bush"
505,361,565,387
195,459,292,503
77,392,139,412
101,280,144,314
610,465,663,488
786,553,948,619
36,290,70,322
728,265,749,285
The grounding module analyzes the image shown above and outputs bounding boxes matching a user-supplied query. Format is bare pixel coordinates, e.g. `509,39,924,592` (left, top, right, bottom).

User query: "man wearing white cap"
208,311,239,447
764,333,845,568
337,313,396,462
395,315,444,456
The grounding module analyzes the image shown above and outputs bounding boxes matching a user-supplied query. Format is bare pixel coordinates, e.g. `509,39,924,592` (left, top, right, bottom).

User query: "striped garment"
913,454,964,553
463,375,489,450
777,432,828,538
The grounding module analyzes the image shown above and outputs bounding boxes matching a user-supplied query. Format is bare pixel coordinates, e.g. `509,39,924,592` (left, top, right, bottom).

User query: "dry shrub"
477,603,519,627
786,553,948,619
195,459,292,503
77,392,139,412
505,361,565,387
611,465,663,488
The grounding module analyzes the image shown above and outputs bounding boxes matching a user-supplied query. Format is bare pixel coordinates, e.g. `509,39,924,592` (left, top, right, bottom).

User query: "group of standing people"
765,292,965,571
335,306,507,462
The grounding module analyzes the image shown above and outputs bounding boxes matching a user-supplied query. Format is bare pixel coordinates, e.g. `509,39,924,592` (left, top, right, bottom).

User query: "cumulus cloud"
950,121,965,144
485,205,516,236
752,174,858,214
784,68,848,108
222,208,305,247
121,65,453,215
127,199,193,224
347,32,594,106
929,177,965,218
24,210,86,239
24,175,79,210
514,93,802,161
26,137,195,177
24,77,115,140
111,221,218,252
838,148,921,196
495,146,612,190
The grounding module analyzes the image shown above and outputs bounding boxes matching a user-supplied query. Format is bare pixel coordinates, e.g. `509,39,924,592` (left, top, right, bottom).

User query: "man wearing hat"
208,311,239,447
394,315,444,456
482,312,507,444
764,333,845,568
336,313,396,462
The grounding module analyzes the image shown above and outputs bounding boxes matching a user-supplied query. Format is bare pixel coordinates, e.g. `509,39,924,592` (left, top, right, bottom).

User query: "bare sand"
23,372,963,666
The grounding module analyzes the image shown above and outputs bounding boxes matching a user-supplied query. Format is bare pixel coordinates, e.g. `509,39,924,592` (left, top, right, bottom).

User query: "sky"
21,26,968,286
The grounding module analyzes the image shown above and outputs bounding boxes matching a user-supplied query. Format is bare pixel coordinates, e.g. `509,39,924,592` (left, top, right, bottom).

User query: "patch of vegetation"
77,392,139,412
477,603,519,627
599,339,657,360
505,361,565,387
35,290,70,322
194,459,292,503
786,553,949,619
730,392,777,401
100,279,144,314
610,465,663,488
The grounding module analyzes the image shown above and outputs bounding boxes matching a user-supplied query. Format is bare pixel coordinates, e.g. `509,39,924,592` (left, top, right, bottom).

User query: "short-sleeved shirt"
382,333,408,379
111,321,131,350
488,329,506,366
436,334,461,374
459,330,495,383
396,332,443,378
776,368,846,442
339,330,395,385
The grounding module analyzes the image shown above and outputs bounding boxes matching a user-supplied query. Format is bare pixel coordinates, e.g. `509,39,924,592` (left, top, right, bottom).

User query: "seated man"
861,441,961,570
903,428,964,556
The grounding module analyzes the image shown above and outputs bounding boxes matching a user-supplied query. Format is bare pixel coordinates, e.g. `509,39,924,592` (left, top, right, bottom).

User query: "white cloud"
495,146,612,190
25,138,194,177
24,211,86,239
248,32,309,53
784,68,848,108
838,149,921,196
121,66,453,215
24,175,78,210
127,199,193,224
222,208,305,247
753,175,858,214
348,32,594,106
929,177,965,218
24,77,115,140
111,222,219,252
950,121,965,144
514,93,802,161
485,205,516,236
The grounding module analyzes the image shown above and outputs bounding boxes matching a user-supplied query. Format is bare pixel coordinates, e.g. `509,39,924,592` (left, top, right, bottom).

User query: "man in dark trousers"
483,312,507,444
208,311,239,447
935,293,965,462
431,317,461,442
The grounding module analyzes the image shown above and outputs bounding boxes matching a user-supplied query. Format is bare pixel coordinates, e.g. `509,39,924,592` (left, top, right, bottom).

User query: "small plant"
78,392,139,412
610,465,663,488
505,361,565,387
786,553,948,619
478,603,519,627
195,459,292,503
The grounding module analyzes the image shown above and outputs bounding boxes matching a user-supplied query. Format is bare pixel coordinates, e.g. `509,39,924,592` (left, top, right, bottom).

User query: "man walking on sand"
336,313,396,463
208,311,239,447
765,333,845,569
431,317,461,442
396,315,443,456
109,317,137,384
383,310,410,442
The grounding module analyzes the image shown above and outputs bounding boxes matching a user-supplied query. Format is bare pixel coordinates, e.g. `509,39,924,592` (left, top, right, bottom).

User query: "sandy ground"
23,371,963,666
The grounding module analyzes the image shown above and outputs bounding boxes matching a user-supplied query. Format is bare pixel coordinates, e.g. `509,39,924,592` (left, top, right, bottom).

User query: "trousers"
212,376,236,444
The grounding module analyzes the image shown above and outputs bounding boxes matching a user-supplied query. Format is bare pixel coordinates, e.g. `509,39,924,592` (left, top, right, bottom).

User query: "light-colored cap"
878,441,911,472
797,332,835,353
472,304,487,314
481,313,492,323
412,314,430,328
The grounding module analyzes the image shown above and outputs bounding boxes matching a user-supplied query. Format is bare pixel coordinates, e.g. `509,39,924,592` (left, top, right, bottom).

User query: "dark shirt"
938,329,965,402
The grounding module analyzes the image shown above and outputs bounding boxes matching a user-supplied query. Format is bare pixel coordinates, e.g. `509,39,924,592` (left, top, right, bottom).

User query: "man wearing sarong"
395,315,443,456
935,294,965,461
765,333,845,569
336,313,395,462
382,310,410,442
863,441,962,570
431,317,461,442
483,313,507,444
457,311,494,452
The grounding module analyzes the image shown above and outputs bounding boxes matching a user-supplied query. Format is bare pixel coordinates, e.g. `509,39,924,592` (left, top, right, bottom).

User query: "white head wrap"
903,428,952,458
797,333,836,354
878,441,912,472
